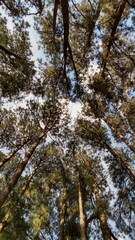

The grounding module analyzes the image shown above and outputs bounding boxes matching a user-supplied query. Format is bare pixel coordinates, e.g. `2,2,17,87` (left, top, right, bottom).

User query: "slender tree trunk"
59,186,67,240
93,184,112,240
20,159,42,197
93,129,135,181
0,131,46,207
79,154,117,240
78,172,87,240
53,0,60,36
103,140,135,182
61,0,69,75
102,0,126,74
107,123,135,153
0,212,10,232
119,125,135,137
0,138,31,168
86,2,101,50
0,159,42,231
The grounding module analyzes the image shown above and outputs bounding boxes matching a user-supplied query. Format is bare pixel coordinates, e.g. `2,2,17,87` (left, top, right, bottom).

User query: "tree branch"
0,44,21,59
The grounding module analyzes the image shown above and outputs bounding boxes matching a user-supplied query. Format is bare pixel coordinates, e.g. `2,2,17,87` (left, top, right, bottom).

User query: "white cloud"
68,101,82,120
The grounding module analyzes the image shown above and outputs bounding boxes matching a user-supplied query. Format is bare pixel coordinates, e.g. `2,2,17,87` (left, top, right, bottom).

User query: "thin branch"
68,43,79,82
71,0,86,19
0,44,21,60
108,228,119,240
124,0,135,8
0,137,31,169
114,42,135,64
87,0,95,12
86,213,98,226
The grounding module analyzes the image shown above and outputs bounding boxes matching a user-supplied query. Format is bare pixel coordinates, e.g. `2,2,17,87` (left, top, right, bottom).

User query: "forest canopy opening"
0,0,135,239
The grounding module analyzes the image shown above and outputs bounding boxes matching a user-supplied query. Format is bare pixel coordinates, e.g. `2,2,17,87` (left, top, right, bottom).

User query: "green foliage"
0,0,135,239
0,17,35,97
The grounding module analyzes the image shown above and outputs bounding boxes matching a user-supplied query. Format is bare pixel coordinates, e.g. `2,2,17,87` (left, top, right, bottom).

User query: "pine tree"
0,0,135,239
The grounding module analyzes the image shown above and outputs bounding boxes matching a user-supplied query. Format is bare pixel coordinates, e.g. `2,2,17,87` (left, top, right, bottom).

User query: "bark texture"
59,187,67,240
0,138,30,168
78,172,87,240
61,0,69,75
102,0,126,73
107,123,135,153
93,184,112,240
103,141,135,182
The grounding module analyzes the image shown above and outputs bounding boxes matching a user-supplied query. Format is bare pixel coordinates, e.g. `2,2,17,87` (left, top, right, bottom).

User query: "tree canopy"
0,0,135,239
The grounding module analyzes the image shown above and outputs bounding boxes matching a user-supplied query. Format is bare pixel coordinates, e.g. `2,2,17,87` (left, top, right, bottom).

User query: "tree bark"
78,172,87,240
0,158,42,231
92,130,135,182
0,212,10,232
107,123,135,153
0,138,31,169
61,0,69,75
103,140,135,182
119,124,135,137
59,186,67,240
86,2,101,49
20,158,42,197
53,0,60,36
79,154,117,240
0,131,46,207
93,184,112,240
102,0,126,74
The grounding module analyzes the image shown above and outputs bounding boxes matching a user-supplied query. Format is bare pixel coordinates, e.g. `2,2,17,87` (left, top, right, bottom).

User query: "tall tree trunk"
103,140,135,182
92,184,112,240
20,158,42,197
85,2,101,50
102,0,126,74
59,186,67,240
61,0,69,75
0,211,10,232
79,154,118,240
0,138,31,168
53,0,60,36
92,130,135,182
78,172,87,240
0,131,46,207
119,124,135,137
106,122,135,153
0,159,42,231
0,129,61,233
